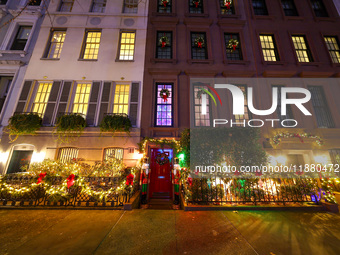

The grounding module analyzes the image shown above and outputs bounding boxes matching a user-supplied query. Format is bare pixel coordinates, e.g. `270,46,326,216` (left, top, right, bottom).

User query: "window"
10,26,32,50
28,0,41,6
72,83,92,116
259,35,280,61
31,82,52,116
81,31,101,60
234,85,251,126
272,85,295,127
155,84,173,126
252,0,268,15
190,0,203,14
59,0,74,12
0,1,8,5
194,85,210,127
310,0,328,17
103,148,124,161
156,31,172,59
118,31,136,61
324,36,340,64
281,0,298,16
91,0,106,13
58,147,79,163
123,0,138,13
220,0,235,15
308,86,334,128
291,35,313,62
0,76,12,114
45,30,66,59
191,32,208,60
158,0,171,13
113,84,130,115
224,33,243,61
329,149,340,165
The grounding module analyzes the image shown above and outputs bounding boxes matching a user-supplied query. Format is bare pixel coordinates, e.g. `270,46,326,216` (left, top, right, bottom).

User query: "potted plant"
6,113,42,142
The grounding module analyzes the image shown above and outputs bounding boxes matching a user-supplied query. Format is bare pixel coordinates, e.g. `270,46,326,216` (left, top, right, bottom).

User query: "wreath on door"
156,153,169,165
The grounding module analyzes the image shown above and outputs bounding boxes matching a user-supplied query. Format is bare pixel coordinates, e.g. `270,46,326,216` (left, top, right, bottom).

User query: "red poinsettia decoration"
162,0,169,7
126,173,134,186
37,172,47,184
67,174,75,188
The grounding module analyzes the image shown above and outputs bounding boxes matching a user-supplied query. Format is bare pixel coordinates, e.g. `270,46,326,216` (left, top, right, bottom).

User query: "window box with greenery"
55,113,86,143
100,113,132,135
6,112,42,142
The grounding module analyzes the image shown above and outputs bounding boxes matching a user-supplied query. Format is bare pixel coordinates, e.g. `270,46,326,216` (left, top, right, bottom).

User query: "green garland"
271,132,324,147
6,113,42,142
54,113,86,143
159,88,170,98
138,137,181,154
100,114,132,134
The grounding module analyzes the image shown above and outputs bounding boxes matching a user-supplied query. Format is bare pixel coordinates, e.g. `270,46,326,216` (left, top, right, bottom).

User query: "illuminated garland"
227,38,239,52
194,37,205,48
138,137,182,155
321,178,337,204
271,132,324,147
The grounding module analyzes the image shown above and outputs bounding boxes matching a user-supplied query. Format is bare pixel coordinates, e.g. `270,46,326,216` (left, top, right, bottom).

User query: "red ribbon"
194,1,199,8
126,173,134,186
294,134,304,143
67,174,75,188
225,2,231,9
232,44,237,51
198,42,202,48
187,177,193,186
37,172,47,184
162,94,168,102
162,41,166,48
163,0,167,7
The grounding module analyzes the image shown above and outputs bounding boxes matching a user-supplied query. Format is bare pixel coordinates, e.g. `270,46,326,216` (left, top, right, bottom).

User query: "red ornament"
66,174,75,188
37,172,47,184
187,177,193,186
126,173,134,186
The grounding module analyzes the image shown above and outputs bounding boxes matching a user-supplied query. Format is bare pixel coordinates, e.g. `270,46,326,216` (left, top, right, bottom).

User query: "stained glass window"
156,84,173,126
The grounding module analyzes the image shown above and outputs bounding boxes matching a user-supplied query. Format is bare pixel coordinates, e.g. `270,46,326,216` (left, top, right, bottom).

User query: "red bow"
37,172,47,184
225,2,231,9
162,93,168,102
198,42,202,48
234,170,240,176
187,177,193,186
294,134,304,143
194,1,199,8
162,41,166,47
163,0,167,7
232,44,237,51
126,173,134,186
67,174,75,188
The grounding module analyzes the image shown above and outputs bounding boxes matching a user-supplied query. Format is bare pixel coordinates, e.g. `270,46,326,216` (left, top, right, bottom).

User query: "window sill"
253,15,275,20
187,59,214,65
0,50,26,57
331,63,340,68
314,17,337,22
263,61,286,66
297,62,321,67
217,14,241,19
40,57,60,61
223,60,250,65
185,13,209,18
151,58,177,64
152,12,177,17
78,59,98,61
284,16,304,21
115,59,135,62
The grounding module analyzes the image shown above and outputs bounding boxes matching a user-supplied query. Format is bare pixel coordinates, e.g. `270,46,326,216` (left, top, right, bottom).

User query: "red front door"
149,149,173,198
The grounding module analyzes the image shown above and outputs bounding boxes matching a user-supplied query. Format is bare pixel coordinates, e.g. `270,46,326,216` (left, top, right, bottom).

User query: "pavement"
0,209,339,255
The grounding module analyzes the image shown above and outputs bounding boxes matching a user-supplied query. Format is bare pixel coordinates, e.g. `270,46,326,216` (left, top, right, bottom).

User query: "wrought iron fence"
0,175,135,208
182,178,320,205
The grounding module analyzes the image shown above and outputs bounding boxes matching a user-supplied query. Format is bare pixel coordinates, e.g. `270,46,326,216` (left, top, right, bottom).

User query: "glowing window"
58,147,79,163
324,36,340,64
259,35,279,61
113,84,130,115
82,31,101,60
32,82,52,116
118,32,136,61
72,83,91,116
46,30,66,59
103,148,124,161
155,84,173,126
292,35,313,62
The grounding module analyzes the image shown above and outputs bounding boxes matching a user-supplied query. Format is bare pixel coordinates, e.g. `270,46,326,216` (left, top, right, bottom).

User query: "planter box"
322,202,339,213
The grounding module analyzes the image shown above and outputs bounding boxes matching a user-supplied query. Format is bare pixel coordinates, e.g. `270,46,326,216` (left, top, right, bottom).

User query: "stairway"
148,192,173,210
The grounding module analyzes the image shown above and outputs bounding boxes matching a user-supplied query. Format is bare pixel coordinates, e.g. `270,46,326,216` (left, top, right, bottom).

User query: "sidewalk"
0,209,339,255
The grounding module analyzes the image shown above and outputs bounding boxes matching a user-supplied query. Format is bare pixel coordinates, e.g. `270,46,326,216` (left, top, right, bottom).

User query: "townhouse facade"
141,0,340,199
0,0,148,174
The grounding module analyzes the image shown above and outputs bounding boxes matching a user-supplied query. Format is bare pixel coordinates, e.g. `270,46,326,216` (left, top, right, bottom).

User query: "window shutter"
86,81,100,126
56,81,72,119
15,80,34,113
43,81,61,126
98,82,112,124
129,82,140,127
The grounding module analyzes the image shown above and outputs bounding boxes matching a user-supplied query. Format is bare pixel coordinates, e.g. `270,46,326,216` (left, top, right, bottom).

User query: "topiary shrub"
100,114,132,134
55,113,86,143
6,113,42,142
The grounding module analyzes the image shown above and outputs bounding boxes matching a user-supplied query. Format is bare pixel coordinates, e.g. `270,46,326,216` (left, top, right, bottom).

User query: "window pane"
82,31,101,60
220,0,235,15
59,0,74,12
91,0,106,13
113,84,130,115
72,83,92,116
252,0,268,15
123,0,138,13
156,31,172,59
156,84,173,126
119,32,136,60
324,36,340,64
32,82,52,116
46,30,66,59
281,0,298,16
190,0,204,14
310,0,328,17
225,33,242,60
103,148,124,161
292,35,313,62
194,85,210,127
158,0,172,13
191,32,208,60
11,26,32,50
259,35,279,61
58,147,79,163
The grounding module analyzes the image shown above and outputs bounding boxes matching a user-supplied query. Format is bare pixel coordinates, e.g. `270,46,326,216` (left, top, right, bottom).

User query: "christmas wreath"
161,0,169,7
194,37,205,48
159,36,169,48
156,153,169,165
227,38,239,52
193,0,200,8
160,88,170,102
224,0,232,9
196,89,207,99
